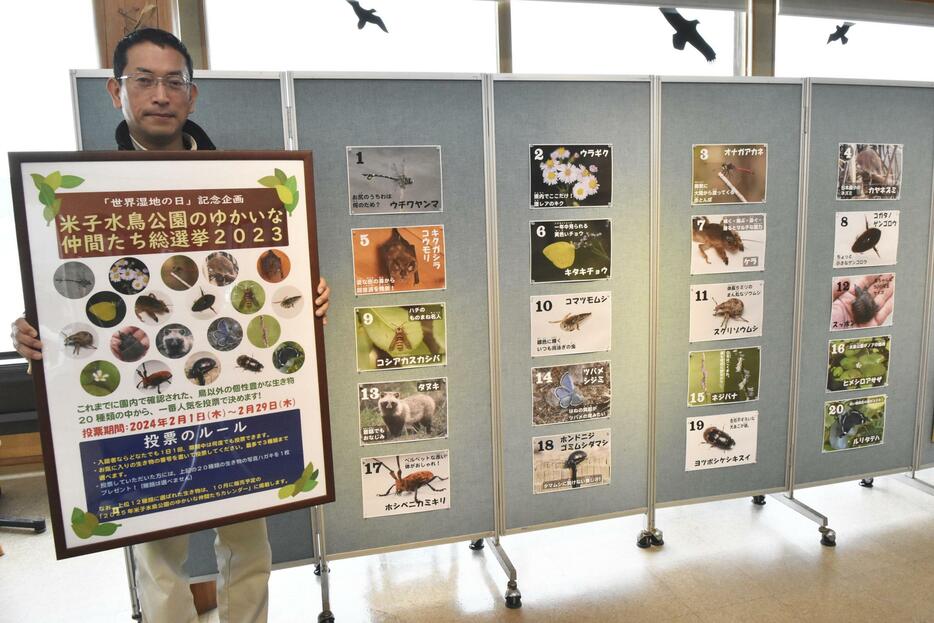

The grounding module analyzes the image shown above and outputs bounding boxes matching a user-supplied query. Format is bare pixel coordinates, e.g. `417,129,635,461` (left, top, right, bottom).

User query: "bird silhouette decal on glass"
347,0,388,33
827,22,855,45
659,7,716,62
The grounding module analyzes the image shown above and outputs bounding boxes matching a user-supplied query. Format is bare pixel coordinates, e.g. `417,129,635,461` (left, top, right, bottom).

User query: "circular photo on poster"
270,286,304,319
60,323,97,360
155,323,194,359
185,352,220,386
80,360,120,397
207,317,243,351
272,341,305,374
134,291,172,325
161,255,199,291
231,280,265,314
204,251,239,287
86,291,126,328
235,354,264,373
189,286,219,319
110,326,150,362
246,315,281,349
109,257,150,294
53,262,95,299
134,360,172,395
256,249,291,283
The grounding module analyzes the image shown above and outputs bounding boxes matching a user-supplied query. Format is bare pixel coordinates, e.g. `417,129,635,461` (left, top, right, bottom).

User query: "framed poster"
690,214,766,275
529,144,613,208
529,219,611,283
346,145,443,215
691,144,767,205
10,151,333,558
351,225,446,295
836,143,903,200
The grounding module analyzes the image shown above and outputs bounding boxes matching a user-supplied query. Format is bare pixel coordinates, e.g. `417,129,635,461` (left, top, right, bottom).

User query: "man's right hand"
11,317,43,360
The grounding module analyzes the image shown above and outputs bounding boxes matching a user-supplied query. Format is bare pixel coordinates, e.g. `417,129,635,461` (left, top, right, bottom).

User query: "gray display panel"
293,77,494,555
73,71,312,574
74,74,285,150
656,80,803,504
795,83,934,484
493,79,651,531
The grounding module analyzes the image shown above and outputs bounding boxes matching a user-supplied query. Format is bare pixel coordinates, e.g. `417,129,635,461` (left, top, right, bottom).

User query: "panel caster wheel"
314,563,329,576
131,614,142,621
505,582,522,609
637,533,652,549
469,538,485,551
859,478,874,488
751,495,766,505
318,610,335,623
819,527,836,547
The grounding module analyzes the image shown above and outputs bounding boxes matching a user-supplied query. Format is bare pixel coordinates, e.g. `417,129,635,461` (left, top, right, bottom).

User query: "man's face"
106,42,199,150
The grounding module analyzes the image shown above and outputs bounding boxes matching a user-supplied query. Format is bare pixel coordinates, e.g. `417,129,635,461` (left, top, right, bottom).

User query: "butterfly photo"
531,362,611,426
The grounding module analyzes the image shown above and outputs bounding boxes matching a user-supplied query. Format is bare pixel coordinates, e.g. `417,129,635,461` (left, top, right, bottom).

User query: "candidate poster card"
827,335,890,392
833,210,899,268
361,450,450,518
530,292,611,357
529,144,612,208
836,143,903,200
687,347,760,407
355,303,446,371
830,273,895,331
685,411,758,472
347,146,443,215
823,395,886,453
532,429,611,494
529,219,611,283
531,361,611,425
692,144,767,205
689,280,764,342
357,378,448,445
690,214,766,275
351,225,446,295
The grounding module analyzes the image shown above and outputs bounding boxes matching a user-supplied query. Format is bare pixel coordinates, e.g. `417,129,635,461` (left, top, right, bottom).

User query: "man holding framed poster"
9,29,333,623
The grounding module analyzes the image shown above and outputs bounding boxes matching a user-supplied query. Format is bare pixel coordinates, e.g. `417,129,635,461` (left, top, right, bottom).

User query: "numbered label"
689,281,764,342
346,145,443,215
529,219,611,283
354,303,447,371
531,361,611,425
833,211,899,268
829,273,895,331
692,144,767,205
530,292,612,357
827,335,890,392
360,450,450,517
836,143,903,200
687,347,760,407
357,377,448,445
685,411,758,471
532,429,611,493
351,225,446,295
691,213,766,275
823,395,886,452
529,144,613,208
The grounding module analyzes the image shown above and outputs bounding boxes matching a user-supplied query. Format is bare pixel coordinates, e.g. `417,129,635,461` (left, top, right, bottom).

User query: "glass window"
0,2,98,357
776,15,934,81
205,0,498,72
511,1,738,76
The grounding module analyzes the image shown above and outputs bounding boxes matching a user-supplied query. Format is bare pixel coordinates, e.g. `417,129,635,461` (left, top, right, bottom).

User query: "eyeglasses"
119,73,192,93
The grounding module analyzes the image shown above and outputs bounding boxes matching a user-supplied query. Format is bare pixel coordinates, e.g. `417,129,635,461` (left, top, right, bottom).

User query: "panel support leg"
895,473,934,496
312,506,334,622
123,546,142,621
859,477,874,488
770,493,835,547
637,512,664,549
485,536,521,609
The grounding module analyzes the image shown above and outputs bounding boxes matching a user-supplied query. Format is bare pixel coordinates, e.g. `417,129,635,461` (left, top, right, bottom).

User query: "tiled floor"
2,467,933,622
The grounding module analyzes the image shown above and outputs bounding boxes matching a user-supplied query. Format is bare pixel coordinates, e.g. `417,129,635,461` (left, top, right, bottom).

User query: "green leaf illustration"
258,175,280,188
301,479,318,493
274,168,287,184
71,509,99,539
275,184,293,206
42,197,62,226
38,182,55,206
60,175,84,189
311,469,319,481
277,484,295,499
286,190,299,215
93,522,121,537
45,171,62,190
285,175,297,194
71,507,85,525
30,173,45,191
291,462,316,497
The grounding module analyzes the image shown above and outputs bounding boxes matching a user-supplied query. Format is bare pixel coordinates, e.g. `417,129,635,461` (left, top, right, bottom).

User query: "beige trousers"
133,518,271,623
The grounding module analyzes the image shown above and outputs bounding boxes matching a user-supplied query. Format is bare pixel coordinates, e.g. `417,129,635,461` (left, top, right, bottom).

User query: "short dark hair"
112,28,193,80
